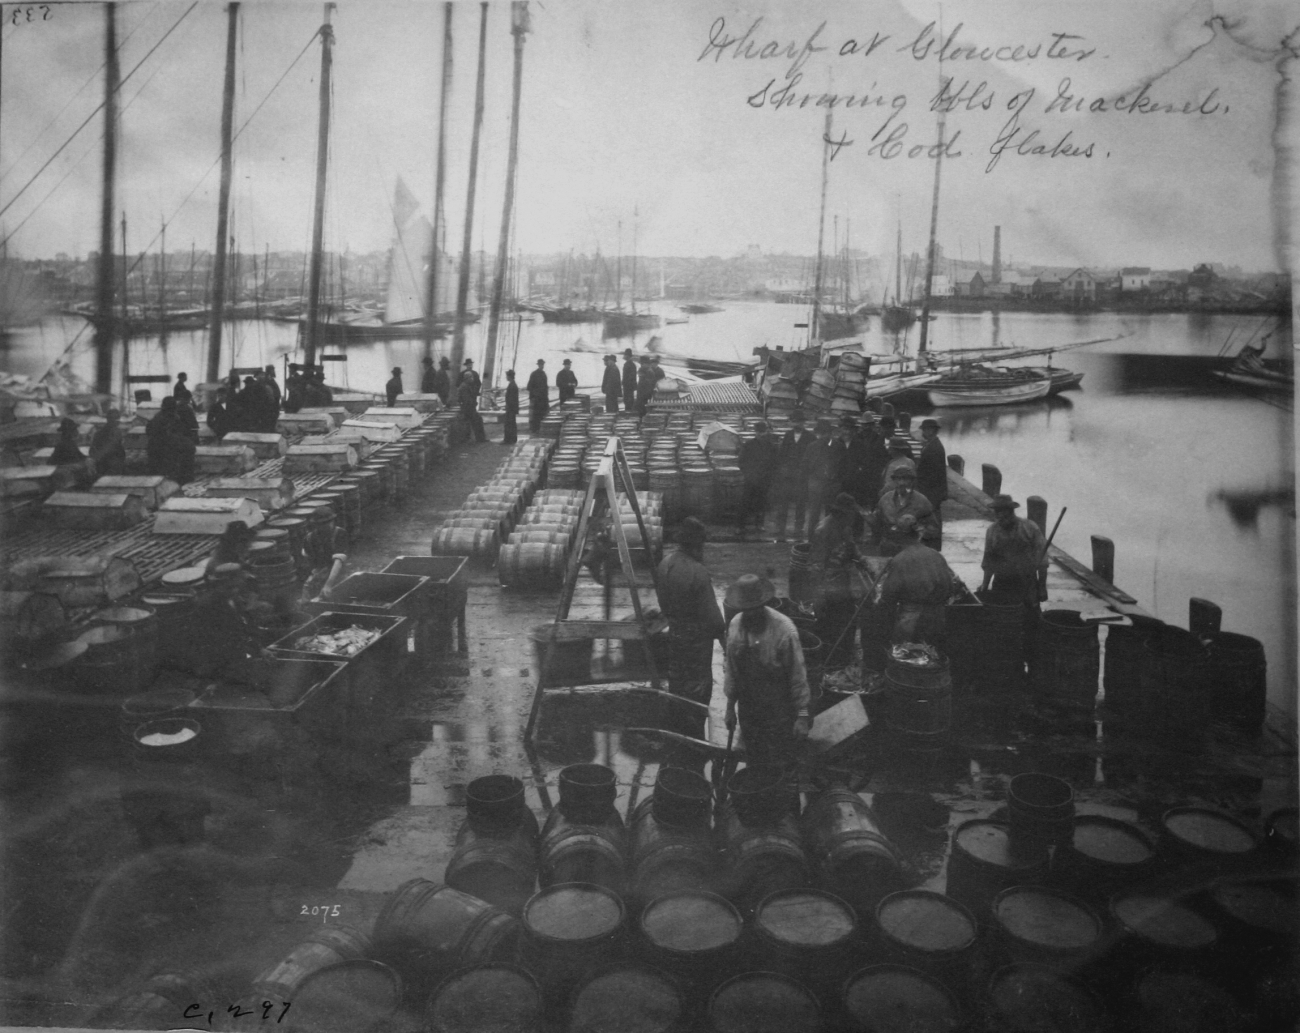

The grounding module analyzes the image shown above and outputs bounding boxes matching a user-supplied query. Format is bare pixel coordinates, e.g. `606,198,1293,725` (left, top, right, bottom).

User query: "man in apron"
722,574,811,770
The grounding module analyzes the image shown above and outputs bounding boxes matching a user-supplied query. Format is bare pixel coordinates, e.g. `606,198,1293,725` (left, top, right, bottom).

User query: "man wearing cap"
622,348,637,413
980,495,1049,663
916,419,948,535
386,367,404,408
737,421,778,537
503,370,519,445
810,492,872,667
457,364,487,443
656,517,727,729
601,355,622,414
556,359,578,405
803,418,840,537
872,465,940,556
772,411,815,542
875,513,956,649
879,416,914,461
723,574,812,768
527,359,549,434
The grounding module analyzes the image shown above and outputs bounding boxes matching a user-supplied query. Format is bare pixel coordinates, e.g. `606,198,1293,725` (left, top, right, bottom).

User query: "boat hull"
927,376,1052,407
602,312,661,336
539,307,601,324
1212,369,1293,392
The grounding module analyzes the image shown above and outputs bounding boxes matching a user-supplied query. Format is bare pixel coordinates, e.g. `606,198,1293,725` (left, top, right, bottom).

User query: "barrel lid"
755,889,856,949
1135,970,1246,1032
876,891,977,954
708,973,820,1033
248,541,278,555
287,960,401,1033
97,606,153,624
1112,894,1216,949
1163,808,1258,854
1070,816,1154,866
77,624,130,647
842,966,962,1033
161,566,207,585
1209,882,1296,935
640,892,742,953
523,884,622,941
426,964,539,1033
954,820,1042,871
993,888,1100,950
267,517,306,528
255,526,288,539
570,965,682,1033
985,966,1106,1033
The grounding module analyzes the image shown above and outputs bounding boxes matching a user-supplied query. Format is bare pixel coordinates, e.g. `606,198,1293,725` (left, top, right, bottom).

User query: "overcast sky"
0,0,1294,270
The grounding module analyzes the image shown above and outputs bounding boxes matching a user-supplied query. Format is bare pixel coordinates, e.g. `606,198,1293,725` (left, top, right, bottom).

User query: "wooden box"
90,474,178,510
194,445,258,475
303,432,376,459
360,406,423,429
154,495,264,535
0,465,60,497
222,432,288,460
312,406,351,428
331,392,379,414
283,443,358,474
205,477,295,512
34,556,142,608
277,412,334,435
340,419,400,443
397,393,445,414
44,490,148,530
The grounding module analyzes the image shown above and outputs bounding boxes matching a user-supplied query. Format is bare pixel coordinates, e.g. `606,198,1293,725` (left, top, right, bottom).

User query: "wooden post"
981,464,1002,498
94,1,120,396
303,4,335,369
1026,496,1047,534
450,3,488,371
1090,535,1114,584
205,2,239,384
947,454,964,476
1189,598,1222,641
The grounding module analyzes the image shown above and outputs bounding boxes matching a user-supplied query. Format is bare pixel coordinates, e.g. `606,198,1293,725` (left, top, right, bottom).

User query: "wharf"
0,406,1295,1030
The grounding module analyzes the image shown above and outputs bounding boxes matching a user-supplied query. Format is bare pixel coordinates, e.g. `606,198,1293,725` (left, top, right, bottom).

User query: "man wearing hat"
980,495,1049,663
737,421,779,537
90,409,126,476
432,356,453,404
810,492,872,667
916,419,948,535
386,366,404,409
772,411,815,542
872,464,940,556
420,356,438,395
844,416,889,507
527,359,550,434
260,364,282,414
635,355,656,416
457,362,487,443
556,358,578,405
458,357,482,395
622,348,638,413
803,418,841,537
875,513,956,650
656,517,727,743
722,574,812,768
601,354,622,413
503,370,519,444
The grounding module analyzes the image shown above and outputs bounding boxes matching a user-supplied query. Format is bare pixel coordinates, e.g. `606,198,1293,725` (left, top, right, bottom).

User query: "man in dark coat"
432,357,452,404
50,419,87,486
916,418,949,535
175,399,200,442
772,411,815,542
206,389,233,440
850,418,890,506
635,356,656,416
622,348,637,412
737,421,779,536
980,494,1049,667
386,367,404,408
89,409,126,476
283,370,306,413
527,359,549,434
260,365,282,414
556,359,578,405
503,369,519,445
803,418,840,537
875,514,956,648
809,492,870,667
239,376,270,434
459,358,482,395
420,356,438,394
173,372,193,406
872,465,940,555
601,355,621,413
458,369,487,443
146,398,196,484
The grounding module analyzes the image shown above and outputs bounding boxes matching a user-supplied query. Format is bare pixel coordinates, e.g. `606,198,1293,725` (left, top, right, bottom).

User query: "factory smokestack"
992,226,1002,285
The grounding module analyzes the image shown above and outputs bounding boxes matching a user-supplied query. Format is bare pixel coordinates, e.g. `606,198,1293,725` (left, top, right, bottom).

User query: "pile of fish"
292,625,381,657
889,642,942,666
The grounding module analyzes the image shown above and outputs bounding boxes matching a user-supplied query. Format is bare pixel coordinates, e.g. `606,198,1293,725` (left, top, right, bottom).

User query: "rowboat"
1211,342,1292,392
927,367,1052,407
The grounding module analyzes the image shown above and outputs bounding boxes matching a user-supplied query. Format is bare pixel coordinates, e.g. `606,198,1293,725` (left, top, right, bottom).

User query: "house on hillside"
1061,268,1097,303
1120,267,1152,291
953,271,986,298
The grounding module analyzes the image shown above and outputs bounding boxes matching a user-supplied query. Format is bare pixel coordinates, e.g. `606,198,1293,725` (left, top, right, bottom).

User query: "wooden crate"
204,476,296,512
277,412,334,435
306,432,376,459
44,491,148,531
283,443,357,474
396,393,445,414
0,466,60,497
222,432,288,460
154,496,263,535
194,445,258,475
360,406,423,429
90,475,178,510
340,419,400,443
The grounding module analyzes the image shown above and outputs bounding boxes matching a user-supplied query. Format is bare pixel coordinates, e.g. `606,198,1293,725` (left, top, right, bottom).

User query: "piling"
980,464,1002,497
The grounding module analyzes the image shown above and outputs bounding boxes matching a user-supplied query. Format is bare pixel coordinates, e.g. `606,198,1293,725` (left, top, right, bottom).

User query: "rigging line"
0,1,199,222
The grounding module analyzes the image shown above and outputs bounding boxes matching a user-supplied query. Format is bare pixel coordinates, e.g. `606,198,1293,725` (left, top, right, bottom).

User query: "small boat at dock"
679,303,723,314
926,366,1052,407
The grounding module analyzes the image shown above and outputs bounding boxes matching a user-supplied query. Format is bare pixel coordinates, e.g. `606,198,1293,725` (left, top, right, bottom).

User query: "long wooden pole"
482,2,528,388
204,2,239,383
303,3,335,369
917,112,945,355
424,3,453,359
810,108,830,344
451,3,488,370
93,2,120,395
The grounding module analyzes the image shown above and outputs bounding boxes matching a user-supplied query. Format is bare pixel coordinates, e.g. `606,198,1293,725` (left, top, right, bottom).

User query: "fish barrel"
1158,807,1259,873
872,891,978,995
629,797,718,904
1093,892,1220,991
465,774,533,829
506,529,571,546
752,888,860,1005
96,605,158,681
371,879,520,1003
140,592,196,667
497,543,567,589
424,964,542,1033
706,972,821,1033
981,965,1108,1033
989,886,1103,973
800,788,905,919
719,807,811,916
557,762,618,820
1032,610,1100,708
567,964,686,1033
1101,614,1164,715
883,654,952,745
945,820,1049,923
972,589,1027,690
100,972,211,1031
538,804,627,894
445,819,539,917
652,766,713,830
1048,815,1157,908
281,959,402,1033
840,965,964,1033
1130,970,1251,1033
944,601,983,694
1206,631,1267,733
726,764,796,827
638,891,744,1005
518,883,627,1017
1203,879,1298,996
1137,627,1211,738
431,526,499,561
530,625,594,689
251,925,373,1011
1006,772,1076,853
118,686,195,740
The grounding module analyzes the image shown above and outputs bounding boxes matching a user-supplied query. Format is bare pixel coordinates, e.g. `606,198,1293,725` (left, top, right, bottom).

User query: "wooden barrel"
371,879,519,1002
360,461,393,500
873,890,978,994
252,925,373,1011
1097,892,1219,989
718,807,811,915
568,964,685,1033
96,605,159,687
706,972,821,1033
444,820,537,917
559,762,619,818
727,764,795,827
506,529,571,547
710,467,744,523
1049,815,1156,907
1007,772,1075,853
118,686,195,739
1032,610,1100,707
497,543,567,589
981,965,1108,1033
788,543,813,606
283,959,402,1033
1206,631,1267,733
539,804,627,893
253,527,293,560
140,592,196,666
652,766,713,830
1138,626,1211,738
342,469,382,505
801,788,905,919
1159,807,1258,871
990,886,1102,972
629,797,717,903
1204,879,1297,991
431,526,499,560
519,883,627,1015
752,888,859,1003
638,892,743,1002
841,965,964,1033
945,820,1049,923
425,964,542,1033
972,589,1026,690
883,654,952,744
267,516,310,562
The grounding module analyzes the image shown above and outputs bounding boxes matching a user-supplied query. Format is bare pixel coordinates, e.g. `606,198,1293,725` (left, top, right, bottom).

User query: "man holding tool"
809,492,874,668
980,494,1052,667
875,514,957,647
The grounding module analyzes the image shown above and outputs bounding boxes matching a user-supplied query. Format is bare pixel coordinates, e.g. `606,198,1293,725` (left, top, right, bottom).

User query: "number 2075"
301,904,341,922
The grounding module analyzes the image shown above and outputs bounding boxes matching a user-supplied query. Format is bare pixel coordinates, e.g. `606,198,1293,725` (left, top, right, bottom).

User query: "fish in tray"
292,625,381,657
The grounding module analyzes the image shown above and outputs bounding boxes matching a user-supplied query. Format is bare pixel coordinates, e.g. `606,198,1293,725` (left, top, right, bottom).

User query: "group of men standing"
602,349,666,416
204,366,287,440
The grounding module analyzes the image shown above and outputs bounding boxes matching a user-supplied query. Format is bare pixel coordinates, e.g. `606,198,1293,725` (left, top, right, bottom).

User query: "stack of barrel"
244,527,299,612
614,490,664,566
431,443,554,562
831,353,868,417
498,488,582,590
648,437,682,524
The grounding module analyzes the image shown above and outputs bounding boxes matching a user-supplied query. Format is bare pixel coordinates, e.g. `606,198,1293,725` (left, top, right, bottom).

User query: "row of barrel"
430,441,555,562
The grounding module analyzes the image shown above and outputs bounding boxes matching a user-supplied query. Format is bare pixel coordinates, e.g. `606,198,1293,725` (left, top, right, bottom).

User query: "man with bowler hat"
386,367,404,409
556,358,578,405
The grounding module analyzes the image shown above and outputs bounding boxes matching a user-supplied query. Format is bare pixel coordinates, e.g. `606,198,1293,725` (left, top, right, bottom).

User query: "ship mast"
425,2,453,360
93,2,120,395
451,3,488,370
917,110,945,356
810,108,831,345
303,3,335,369
205,2,239,384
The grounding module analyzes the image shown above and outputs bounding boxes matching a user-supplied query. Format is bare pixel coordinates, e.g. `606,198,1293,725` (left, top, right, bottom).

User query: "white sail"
385,211,432,325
